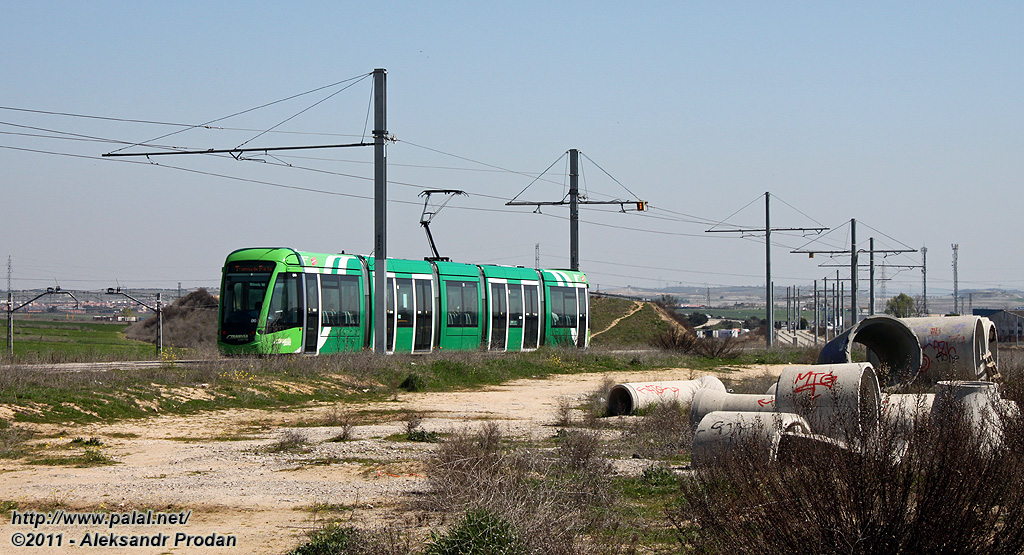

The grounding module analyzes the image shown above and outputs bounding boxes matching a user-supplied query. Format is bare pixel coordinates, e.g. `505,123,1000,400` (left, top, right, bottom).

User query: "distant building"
973,309,1024,342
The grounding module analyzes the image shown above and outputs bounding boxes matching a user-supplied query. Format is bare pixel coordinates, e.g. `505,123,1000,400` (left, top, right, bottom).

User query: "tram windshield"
221,261,274,342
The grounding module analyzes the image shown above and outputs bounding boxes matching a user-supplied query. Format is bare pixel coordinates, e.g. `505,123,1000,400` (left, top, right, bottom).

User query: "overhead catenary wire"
105,73,372,155
7,90,917,294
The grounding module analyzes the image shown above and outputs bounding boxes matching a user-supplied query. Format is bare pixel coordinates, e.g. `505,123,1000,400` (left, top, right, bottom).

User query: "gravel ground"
0,365,785,555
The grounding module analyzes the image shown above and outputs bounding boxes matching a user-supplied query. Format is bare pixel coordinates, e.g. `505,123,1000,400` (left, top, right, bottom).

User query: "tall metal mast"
507,149,646,272
707,192,827,347
921,246,928,314
952,243,960,314
102,70,390,352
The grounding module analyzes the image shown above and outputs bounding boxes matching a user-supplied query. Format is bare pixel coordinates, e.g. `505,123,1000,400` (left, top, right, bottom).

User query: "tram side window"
549,286,578,328
445,280,479,327
320,275,361,327
396,278,414,328
266,273,302,333
508,286,523,328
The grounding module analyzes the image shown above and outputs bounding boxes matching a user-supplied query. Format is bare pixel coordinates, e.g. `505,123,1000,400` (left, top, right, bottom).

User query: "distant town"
1,287,216,319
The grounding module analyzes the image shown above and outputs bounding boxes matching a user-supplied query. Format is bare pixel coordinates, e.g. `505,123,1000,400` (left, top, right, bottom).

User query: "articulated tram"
218,247,589,355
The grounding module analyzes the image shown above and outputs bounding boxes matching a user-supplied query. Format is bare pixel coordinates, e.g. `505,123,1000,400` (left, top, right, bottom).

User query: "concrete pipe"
817,315,922,385
775,363,881,441
882,393,935,436
691,411,812,468
933,380,1005,450
689,387,777,428
903,316,991,382
777,432,852,465
606,375,726,416
980,317,999,378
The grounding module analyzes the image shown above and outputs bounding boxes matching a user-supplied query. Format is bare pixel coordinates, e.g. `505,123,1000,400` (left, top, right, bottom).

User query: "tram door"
523,284,540,349
304,274,320,354
490,282,507,350
413,278,433,352
576,288,589,348
386,278,395,352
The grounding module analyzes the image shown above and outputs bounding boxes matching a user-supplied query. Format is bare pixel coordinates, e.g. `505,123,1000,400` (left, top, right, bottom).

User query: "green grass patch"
589,296,638,334
30,447,115,467
4,318,156,361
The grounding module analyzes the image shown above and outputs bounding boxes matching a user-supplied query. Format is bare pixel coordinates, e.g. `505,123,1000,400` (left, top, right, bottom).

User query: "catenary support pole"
851,219,858,325
814,280,818,345
765,192,773,347
869,237,875,316
373,68,387,353
156,293,163,356
569,149,579,271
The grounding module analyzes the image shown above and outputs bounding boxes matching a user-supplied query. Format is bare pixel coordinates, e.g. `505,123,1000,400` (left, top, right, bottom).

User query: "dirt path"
0,364,786,555
590,301,643,339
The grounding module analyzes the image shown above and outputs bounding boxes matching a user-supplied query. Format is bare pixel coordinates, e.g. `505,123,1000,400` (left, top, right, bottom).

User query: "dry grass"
425,423,624,555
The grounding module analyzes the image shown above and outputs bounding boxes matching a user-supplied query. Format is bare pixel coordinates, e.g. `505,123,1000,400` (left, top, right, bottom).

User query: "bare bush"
669,387,1024,554
323,405,356,442
649,329,739,358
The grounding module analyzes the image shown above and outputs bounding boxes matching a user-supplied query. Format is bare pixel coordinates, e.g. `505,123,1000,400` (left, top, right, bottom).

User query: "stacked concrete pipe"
775,362,881,441
691,411,812,467
688,363,882,467
817,315,922,385
606,375,726,416
902,316,994,381
933,380,1006,451
689,387,777,428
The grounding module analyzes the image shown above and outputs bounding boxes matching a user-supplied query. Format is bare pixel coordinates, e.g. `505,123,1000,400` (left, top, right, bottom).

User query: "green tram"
218,247,590,355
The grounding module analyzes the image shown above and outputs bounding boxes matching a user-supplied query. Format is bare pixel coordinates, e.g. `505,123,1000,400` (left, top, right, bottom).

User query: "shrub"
669,387,1024,554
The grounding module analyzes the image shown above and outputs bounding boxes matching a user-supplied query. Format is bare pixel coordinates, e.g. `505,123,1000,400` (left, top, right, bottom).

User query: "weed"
289,523,411,555
31,447,115,467
427,423,621,555
554,396,576,427
399,372,427,392
619,400,692,460
322,405,356,441
425,508,525,555
266,430,308,453
407,429,441,443
583,377,617,424
0,421,32,458
69,437,103,446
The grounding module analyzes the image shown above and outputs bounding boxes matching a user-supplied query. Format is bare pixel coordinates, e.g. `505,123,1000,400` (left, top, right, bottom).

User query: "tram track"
0,359,214,373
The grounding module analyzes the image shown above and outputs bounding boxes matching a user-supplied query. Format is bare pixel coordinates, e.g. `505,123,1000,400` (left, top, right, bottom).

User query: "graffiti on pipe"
634,384,681,396
757,398,774,407
793,371,838,400
925,340,959,365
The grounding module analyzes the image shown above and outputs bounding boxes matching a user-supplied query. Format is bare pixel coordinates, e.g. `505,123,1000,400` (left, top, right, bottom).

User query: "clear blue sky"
2,2,1022,302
